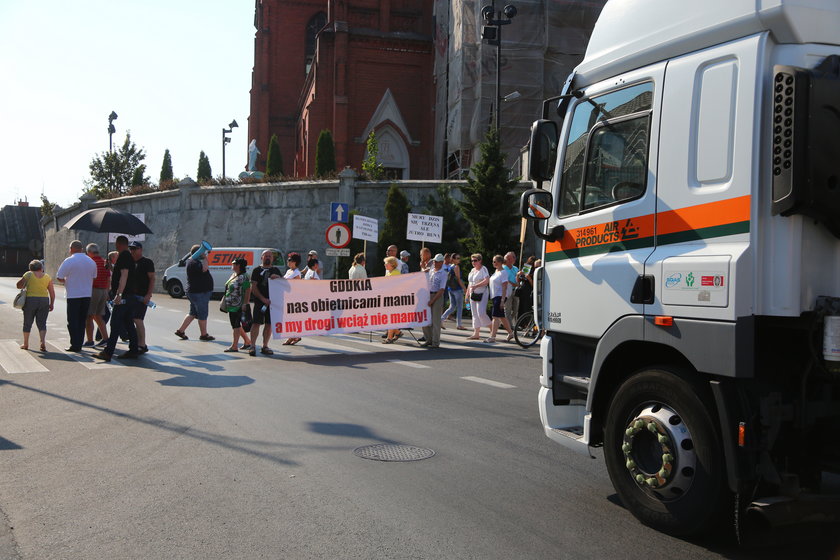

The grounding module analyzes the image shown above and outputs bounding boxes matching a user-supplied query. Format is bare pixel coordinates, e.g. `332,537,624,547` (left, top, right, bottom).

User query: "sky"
0,1,255,210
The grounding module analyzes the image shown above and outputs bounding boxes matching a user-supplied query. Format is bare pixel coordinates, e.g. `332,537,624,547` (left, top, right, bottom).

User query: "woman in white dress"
466,253,491,339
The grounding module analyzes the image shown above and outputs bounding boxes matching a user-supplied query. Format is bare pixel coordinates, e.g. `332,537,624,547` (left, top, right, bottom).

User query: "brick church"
248,0,435,179
247,0,605,180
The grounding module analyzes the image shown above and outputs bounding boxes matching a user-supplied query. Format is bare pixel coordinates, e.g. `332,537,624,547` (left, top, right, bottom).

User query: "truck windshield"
558,82,653,215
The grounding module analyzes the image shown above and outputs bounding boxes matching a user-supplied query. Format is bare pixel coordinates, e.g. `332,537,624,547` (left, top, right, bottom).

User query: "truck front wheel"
603,367,729,536
166,280,184,299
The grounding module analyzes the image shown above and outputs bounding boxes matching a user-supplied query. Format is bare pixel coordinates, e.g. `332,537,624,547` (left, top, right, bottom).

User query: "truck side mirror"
520,188,553,220
528,119,558,185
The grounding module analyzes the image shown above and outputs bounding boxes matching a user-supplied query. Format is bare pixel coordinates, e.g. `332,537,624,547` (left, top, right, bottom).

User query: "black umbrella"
64,207,153,235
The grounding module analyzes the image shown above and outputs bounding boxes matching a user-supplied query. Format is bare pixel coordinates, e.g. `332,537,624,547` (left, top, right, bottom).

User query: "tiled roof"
0,205,43,249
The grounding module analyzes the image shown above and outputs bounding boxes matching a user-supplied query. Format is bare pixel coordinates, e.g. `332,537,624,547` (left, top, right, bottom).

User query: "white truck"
520,0,840,537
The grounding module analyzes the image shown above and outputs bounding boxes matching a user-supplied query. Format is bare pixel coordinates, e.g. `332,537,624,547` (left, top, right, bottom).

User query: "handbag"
13,288,26,309
219,298,228,313
470,290,483,302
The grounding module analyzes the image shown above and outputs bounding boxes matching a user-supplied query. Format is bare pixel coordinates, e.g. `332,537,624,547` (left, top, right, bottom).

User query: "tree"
39,194,57,218
160,149,174,184
375,183,412,276
424,184,470,255
86,132,148,198
197,151,212,182
362,130,384,179
457,127,519,257
266,134,284,177
315,129,337,177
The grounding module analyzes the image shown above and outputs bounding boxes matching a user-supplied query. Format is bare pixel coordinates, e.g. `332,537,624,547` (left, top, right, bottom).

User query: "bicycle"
513,311,543,348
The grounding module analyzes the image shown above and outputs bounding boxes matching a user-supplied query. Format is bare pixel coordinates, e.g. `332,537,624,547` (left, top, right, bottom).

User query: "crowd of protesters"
16,238,539,357
16,236,155,361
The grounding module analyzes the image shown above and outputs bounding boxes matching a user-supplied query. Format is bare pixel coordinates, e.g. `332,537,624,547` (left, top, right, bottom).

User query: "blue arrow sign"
330,202,349,223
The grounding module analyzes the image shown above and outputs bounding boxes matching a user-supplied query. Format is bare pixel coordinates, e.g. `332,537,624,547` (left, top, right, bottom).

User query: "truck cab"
522,0,840,536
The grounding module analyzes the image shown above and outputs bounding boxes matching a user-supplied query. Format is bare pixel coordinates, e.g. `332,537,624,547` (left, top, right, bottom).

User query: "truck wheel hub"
621,404,697,498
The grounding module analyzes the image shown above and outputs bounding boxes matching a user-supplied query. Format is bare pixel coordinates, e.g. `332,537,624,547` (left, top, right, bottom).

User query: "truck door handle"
631,275,654,304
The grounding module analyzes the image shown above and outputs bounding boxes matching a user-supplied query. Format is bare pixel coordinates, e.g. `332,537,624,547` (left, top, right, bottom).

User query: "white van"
162,247,284,298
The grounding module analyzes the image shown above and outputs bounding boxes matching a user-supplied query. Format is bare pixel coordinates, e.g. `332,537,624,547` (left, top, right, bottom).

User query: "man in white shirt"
56,239,97,352
421,253,447,348
348,253,367,279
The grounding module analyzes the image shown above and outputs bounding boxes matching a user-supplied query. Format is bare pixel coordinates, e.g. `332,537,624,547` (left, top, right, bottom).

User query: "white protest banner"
108,213,146,242
352,214,378,243
269,272,431,339
406,213,442,243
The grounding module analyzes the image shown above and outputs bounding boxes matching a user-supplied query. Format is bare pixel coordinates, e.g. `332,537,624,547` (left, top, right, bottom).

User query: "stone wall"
43,172,537,291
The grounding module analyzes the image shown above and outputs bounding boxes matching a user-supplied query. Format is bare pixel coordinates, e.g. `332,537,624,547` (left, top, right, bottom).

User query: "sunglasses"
471,258,480,262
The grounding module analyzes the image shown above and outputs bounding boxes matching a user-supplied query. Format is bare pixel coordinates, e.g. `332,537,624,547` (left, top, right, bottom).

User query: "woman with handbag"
222,259,252,352
465,253,491,340
16,259,55,351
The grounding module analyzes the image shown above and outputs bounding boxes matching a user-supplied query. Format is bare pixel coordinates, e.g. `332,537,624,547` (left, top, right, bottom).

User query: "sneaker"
174,330,188,340
83,341,96,347
199,334,216,341
65,346,82,353
117,350,140,359
418,336,426,342
94,339,107,347
93,351,112,362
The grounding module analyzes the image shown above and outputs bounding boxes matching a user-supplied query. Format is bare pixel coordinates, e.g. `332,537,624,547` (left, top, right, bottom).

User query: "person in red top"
84,243,110,347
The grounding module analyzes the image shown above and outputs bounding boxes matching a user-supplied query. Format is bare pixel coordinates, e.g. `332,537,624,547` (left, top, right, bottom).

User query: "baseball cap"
308,250,318,256
129,241,143,249
400,250,410,258
433,253,445,262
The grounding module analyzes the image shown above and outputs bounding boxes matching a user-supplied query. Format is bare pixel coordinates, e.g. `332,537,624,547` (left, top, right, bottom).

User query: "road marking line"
0,340,50,373
290,338,364,354
387,359,430,369
331,333,430,352
461,376,516,389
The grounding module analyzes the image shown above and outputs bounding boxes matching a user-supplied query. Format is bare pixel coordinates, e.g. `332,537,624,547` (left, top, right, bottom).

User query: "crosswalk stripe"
49,340,126,370
0,340,50,373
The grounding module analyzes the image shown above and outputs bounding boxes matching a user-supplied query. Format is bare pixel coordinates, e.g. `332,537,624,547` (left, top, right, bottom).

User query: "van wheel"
167,280,184,299
603,367,729,536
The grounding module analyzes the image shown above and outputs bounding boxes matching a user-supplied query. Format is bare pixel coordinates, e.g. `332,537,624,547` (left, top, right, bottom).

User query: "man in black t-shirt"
95,235,139,362
249,249,282,356
175,244,215,341
129,241,155,353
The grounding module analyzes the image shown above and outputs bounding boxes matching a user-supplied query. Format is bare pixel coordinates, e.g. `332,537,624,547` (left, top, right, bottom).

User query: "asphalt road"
0,278,837,559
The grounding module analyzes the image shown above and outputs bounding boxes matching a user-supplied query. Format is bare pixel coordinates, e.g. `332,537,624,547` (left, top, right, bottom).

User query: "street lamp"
481,3,517,132
222,119,239,178
108,111,118,152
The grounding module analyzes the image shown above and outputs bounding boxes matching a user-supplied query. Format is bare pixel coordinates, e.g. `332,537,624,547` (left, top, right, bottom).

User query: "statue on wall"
248,139,260,171
240,139,265,180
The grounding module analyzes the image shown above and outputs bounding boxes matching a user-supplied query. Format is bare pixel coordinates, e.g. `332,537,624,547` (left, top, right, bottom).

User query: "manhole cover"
353,444,436,462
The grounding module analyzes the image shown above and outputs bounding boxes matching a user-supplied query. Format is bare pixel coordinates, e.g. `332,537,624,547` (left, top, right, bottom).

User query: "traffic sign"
330,202,349,223
326,222,351,248
325,248,350,257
